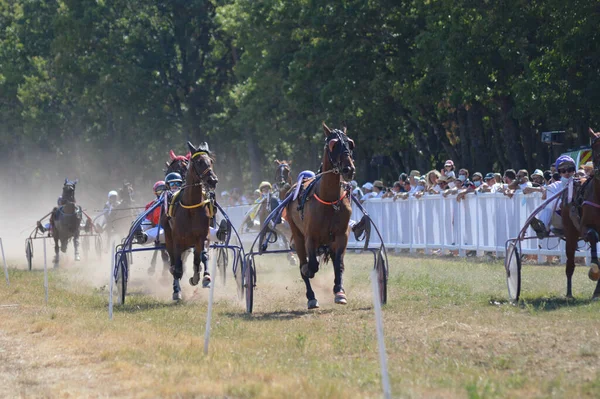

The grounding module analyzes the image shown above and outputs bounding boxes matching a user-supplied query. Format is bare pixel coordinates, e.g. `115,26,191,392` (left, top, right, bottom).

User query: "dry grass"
1,252,600,398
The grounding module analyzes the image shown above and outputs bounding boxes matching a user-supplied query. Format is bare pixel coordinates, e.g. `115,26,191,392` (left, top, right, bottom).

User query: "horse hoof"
300,263,314,278
592,296,600,302
334,292,347,305
202,275,212,288
173,292,182,301
307,299,319,309
74,254,81,261
588,265,600,281
189,275,200,286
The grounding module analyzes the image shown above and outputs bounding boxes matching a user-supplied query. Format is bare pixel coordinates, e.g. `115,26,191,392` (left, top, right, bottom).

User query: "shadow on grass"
108,299,180,313
222,308,336,321
489,295,599,311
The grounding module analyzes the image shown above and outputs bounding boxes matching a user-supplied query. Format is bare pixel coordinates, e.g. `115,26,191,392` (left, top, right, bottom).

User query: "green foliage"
1,0,600,188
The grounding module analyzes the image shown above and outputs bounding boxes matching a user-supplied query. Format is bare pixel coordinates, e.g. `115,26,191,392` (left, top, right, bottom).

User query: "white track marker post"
109,242,115,320
0,238,9,287
204,248,217,355
371,268,391,399
43,238,48,305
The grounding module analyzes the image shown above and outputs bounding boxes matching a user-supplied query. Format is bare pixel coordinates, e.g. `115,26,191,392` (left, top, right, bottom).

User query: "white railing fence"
222,192,585,264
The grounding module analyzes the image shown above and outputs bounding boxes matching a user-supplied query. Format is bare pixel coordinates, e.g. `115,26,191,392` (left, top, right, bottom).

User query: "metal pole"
204,248,217,355
43,238,48,305
371,268,391,399
0,238,9,287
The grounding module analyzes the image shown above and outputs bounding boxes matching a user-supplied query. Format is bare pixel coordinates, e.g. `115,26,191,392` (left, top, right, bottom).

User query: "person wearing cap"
477,173,496,193
429,174,448,195
413,178,428,198
530,169,545,187
442,160,456,179
360,182,374,202
372,180,385,198
383,181,402,198
529,155,577,238
583,161,594,177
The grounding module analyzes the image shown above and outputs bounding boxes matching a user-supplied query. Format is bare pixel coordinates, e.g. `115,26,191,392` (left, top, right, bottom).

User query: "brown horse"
564,128,600,298
273,159,292,200
161,142,218,300
285,123,355,309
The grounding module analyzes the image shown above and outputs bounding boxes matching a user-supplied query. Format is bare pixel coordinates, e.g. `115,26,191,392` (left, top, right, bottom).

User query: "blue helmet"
555,155,575,168
165,172,183,184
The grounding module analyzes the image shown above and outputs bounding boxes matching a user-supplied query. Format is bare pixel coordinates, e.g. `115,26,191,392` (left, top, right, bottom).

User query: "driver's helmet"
108,190,118,200
153,180,167,197
555,155,576,169
165,172,183,190
258,181,272,191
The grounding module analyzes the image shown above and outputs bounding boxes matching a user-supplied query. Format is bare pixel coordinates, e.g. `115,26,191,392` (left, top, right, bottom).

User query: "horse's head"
62,178,78,203
589,128,600,179
274,159,292,187
186,141,218,190
165,149,191,178
119,181,135,205
322,123,355,181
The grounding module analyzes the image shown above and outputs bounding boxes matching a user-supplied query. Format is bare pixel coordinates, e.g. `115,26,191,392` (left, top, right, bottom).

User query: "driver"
529,155,577,238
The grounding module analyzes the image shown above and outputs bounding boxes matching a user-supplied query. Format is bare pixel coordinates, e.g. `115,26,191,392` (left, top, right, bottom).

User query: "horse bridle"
276,163,290,186
62,183,76,203
187,151,215,189
324,129,354,174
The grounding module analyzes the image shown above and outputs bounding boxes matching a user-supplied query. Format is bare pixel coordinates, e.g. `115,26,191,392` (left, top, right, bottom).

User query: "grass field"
1,251,600,398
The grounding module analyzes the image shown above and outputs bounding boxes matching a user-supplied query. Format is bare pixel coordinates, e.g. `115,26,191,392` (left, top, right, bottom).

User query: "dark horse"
161,142,218,300
563,128,600,298
285,123,355,309
50,179,83,264
273,159,292,200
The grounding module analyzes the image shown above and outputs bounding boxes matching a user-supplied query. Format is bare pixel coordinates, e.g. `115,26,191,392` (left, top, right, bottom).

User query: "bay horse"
273,159,292,200
285,123,355,309
564,128,600,298
161,142,218,300
50,179,83,264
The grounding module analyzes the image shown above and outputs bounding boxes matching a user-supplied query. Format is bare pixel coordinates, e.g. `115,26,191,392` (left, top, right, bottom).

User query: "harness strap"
583,200,600,210
313,190,348,206
168,190,214,218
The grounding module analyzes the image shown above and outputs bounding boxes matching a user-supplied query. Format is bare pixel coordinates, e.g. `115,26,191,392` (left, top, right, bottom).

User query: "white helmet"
108,190,118,199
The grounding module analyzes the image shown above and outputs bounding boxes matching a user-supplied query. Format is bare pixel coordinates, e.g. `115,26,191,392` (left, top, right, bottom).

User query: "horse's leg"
73,226,81,261
288,217,317,308
171,248,183,301
565,235,577,299
331,241,347,305
584,227,600,284
53,234,60,264
189,243,210,288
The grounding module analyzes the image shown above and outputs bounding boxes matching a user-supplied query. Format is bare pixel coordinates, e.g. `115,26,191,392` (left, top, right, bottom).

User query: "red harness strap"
313,190,348,207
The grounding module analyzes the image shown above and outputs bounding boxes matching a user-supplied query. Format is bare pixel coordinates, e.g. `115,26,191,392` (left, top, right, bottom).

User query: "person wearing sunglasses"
529,155,576,239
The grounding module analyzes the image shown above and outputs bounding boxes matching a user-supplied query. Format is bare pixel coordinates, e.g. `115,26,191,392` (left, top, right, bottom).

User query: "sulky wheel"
25,239,33,271
114,251,129,305
216,247,228,285
234,253,244,301
244,258,255,313
505,241,522,302
376,250,388,305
